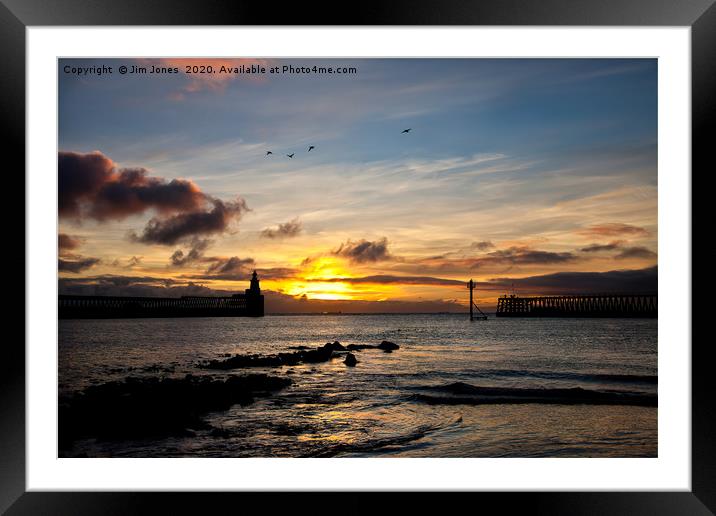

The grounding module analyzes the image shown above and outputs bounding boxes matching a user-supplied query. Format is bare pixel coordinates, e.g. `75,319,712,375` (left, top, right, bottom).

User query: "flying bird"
401,128,412,133
287,153,294,158
308,145,315,152
265,151,273,155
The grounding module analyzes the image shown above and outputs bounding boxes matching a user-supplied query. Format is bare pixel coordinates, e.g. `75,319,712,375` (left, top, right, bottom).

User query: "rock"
346,341,400,352
346,344,374,351
378,340,400,351
59,374,291,447
344,353,358,367
202,340,394,371
203,345,336,370
323,341,346,351
301,346,334,363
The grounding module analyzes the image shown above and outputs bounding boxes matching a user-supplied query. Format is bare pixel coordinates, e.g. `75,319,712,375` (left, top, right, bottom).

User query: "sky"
58,58,658,312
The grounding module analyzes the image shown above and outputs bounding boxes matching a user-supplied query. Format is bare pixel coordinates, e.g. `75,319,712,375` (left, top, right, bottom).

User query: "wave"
390,369,657,386
468,369,657,385
412,382,657,407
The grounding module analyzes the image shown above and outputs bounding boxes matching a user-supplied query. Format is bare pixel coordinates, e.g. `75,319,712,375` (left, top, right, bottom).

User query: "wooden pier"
495,293,656,318
59,272,264,319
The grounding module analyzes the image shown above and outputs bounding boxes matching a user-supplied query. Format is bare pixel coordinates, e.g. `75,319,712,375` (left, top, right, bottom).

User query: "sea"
58,314,657,458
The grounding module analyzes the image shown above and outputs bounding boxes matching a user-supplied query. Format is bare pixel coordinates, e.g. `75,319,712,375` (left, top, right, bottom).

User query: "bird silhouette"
265,151,273,156
401,128,412,133
287,153,294,158
308,145,315,152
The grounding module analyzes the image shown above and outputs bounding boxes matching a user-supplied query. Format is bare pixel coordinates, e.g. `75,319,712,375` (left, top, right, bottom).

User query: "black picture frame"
3,1,714,514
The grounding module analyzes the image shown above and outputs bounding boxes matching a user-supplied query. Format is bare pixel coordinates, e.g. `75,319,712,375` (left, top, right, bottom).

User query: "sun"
302,256,347,280
284,280,354,300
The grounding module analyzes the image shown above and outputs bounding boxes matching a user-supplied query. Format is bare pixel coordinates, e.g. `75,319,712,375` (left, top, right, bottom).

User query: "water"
58,314,657,457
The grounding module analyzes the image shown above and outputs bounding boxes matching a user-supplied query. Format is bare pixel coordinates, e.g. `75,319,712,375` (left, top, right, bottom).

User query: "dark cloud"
60,151,250,250
58,257,100,273
58,275,232,297
170,238,213,266
58,151,115,218
577,238,656,261
578,223,649,238
58,233,81,254
184,263,297,282
206,256,256,275
470,247,577,269
58,233,99,272
485,266,657,295
312,275,465,287
130,197,249,246
614,246,657,260
381,246,582,277
73,274,177,288
471,241,495,251
59,151,205,221
260,218,303,239
580,241,623,253
333,238,392,263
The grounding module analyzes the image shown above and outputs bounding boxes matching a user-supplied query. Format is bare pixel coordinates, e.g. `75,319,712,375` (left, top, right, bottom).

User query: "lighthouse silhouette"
244,270,264,317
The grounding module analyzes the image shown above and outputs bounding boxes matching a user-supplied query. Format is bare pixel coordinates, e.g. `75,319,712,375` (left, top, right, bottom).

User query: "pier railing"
495,293,656,318
58,293,264,319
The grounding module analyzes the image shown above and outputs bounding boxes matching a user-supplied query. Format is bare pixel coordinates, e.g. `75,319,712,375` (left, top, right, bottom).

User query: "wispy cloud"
578,223,650,239
614,246,657,260
58,256,100,273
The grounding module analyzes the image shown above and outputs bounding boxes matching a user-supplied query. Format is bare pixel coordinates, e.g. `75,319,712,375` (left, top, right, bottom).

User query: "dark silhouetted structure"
59,272,264,319
467,279,488,320
495,293,656,318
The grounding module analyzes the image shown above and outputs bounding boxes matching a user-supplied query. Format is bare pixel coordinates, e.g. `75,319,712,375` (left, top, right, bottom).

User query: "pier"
59,271,264,319
495,293,656,318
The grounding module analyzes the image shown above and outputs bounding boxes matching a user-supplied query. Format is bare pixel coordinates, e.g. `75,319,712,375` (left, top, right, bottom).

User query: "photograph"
57,57,658,459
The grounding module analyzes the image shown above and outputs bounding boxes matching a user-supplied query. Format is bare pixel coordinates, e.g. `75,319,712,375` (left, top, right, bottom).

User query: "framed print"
3,0,714,513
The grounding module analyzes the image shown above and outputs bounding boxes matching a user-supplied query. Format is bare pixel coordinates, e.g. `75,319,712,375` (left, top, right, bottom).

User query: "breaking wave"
412,382,657,407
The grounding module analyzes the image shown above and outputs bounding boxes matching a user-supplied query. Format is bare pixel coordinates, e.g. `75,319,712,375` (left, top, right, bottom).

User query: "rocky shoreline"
59,339,402,452
59,373,292,448
201,340,399,369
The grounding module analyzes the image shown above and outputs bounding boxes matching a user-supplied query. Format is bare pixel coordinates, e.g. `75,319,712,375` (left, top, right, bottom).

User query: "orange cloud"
578,223,649,239
148,58,273,99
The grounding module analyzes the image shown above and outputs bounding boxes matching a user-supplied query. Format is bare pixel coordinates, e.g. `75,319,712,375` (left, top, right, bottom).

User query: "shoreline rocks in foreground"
59,373,291,447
